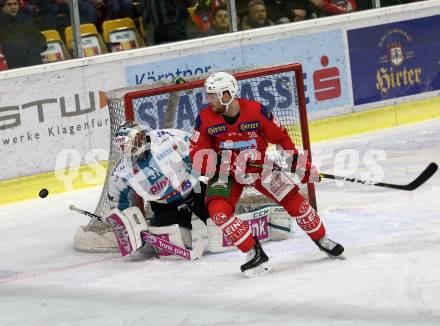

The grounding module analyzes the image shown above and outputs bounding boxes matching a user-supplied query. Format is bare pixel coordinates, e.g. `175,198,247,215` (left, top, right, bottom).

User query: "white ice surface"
1,119,440,326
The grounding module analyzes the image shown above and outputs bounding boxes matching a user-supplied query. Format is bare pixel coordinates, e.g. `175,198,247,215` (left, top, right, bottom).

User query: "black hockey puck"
39,188,49,198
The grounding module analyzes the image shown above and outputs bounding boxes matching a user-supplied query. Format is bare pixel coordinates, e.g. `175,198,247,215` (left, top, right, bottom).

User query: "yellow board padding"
0,95,439,205
0,162,108,205
309,95,440,142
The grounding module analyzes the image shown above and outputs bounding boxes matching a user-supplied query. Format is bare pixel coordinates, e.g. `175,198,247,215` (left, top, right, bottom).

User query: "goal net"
73,63,316,253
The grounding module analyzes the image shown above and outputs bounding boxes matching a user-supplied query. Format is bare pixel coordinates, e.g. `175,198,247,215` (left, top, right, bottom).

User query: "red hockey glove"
291,154,321,184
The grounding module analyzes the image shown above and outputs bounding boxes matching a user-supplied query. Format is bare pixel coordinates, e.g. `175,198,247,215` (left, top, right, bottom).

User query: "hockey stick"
248,162,438,191
69,205,102,220
69,205,202,261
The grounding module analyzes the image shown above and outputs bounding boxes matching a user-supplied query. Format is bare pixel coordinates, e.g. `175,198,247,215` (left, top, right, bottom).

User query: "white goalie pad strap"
105,208,140,256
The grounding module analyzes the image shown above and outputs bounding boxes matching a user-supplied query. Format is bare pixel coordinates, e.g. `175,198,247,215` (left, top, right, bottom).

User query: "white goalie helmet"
113,121,150,157
204,72,239,107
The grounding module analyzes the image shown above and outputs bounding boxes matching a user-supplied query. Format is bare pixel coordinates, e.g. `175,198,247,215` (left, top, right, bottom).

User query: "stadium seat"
41,30,70,63
102,18,145,52
65,24,107,57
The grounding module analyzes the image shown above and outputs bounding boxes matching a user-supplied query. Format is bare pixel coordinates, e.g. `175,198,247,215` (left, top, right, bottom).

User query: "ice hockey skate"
314,235,344,258
240,238,273,277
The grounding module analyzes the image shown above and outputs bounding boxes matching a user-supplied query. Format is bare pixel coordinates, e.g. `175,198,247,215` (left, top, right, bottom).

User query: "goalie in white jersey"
106,121,210,255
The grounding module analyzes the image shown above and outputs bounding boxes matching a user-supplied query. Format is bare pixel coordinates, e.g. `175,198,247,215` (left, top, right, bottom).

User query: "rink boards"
1,1,440,204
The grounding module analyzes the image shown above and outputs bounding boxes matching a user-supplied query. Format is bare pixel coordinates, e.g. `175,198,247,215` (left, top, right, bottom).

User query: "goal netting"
73,63,316,253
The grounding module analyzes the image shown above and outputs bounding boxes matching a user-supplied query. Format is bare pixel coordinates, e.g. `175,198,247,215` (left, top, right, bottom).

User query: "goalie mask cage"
74,63,316,253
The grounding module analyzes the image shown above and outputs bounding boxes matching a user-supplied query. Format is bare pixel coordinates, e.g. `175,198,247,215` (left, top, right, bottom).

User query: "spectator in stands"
20,1,60,19
309,0,357,16
0,0,47,68
117,0,133,17
141,0,190,45
191,1,213,34
281,0,318,21
241,0,274,30
190,0,230,35
206,6,229,35
52,0,98,26
90,0,133,21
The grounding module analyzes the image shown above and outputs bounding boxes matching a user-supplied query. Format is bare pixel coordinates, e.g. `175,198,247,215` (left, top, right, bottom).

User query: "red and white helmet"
113,121,150,157
204,71,239,107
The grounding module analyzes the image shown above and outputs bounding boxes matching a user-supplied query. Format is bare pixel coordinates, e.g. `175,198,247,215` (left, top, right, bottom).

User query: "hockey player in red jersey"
189,71,344,277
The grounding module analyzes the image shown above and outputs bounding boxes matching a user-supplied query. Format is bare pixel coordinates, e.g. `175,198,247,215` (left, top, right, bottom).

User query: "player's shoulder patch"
260,104,273,121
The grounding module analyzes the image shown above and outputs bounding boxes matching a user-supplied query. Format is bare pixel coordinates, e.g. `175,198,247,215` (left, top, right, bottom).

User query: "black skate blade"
326,253,346,260
242,262,273,278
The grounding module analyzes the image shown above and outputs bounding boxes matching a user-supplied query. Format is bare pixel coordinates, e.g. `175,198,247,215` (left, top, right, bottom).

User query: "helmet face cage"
204,72,239,107
113,121,149,157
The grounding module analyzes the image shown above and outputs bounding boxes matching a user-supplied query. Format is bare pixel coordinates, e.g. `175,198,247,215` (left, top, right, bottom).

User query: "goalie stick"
248,162,438,191
69,205,202,261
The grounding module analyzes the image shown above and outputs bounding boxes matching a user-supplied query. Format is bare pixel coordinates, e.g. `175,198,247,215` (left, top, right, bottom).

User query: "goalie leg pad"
266,206,292,240
105,209,137,256
105,207,149,256
208,199,255,252
122,206,149,246
145,224,203,260
148,224,191,249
